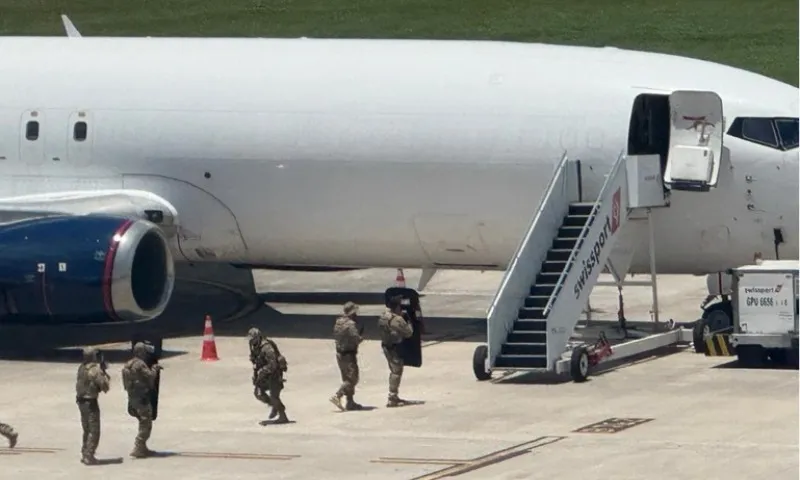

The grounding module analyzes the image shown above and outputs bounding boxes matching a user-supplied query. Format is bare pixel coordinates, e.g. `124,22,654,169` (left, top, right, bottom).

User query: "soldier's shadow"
95,457,124,465
258,419,298,426
140,451,180,459
332,405,378,413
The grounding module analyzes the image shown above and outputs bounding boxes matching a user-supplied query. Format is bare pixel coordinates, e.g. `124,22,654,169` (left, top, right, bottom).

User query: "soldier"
0,422,17,448
121,342,162,458
329,301,364,411
378,295,414,407
75,347,110,465
247,328,289,424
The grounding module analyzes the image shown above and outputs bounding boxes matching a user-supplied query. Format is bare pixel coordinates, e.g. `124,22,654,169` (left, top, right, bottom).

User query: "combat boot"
7,432,17,448
130,441,149,458
329,395,344,412
273,410,290,424
386,395,408,408
345,395,363,411
81,455,99,466
268,406,279,419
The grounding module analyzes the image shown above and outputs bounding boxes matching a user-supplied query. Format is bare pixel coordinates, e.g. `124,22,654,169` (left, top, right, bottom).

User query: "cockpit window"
775,118,798,150
727,117,798,151
742,118,778,147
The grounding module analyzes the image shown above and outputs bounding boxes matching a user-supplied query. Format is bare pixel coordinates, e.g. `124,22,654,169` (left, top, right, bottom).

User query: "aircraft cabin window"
74,121,88,142
25,121,39,141
775,118,799,150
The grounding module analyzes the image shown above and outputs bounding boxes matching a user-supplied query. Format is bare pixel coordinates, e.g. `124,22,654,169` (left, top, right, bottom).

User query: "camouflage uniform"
122,342,161,458
248,328,289,424
378,298,414,407
329,302,364,411
75,347,110,465
0,422,17,448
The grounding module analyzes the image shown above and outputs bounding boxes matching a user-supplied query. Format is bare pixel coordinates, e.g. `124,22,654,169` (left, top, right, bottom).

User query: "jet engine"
0,215,175,324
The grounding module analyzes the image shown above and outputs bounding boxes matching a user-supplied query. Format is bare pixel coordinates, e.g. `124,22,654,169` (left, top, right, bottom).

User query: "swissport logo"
572,187,621,300
610,188,621,234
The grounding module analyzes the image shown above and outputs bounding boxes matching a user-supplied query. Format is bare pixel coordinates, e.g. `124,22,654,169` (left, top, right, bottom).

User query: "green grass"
0,0,797,85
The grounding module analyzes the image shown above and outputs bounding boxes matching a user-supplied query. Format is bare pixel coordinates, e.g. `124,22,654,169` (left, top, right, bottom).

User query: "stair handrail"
542,150,627,317
486,150,570,328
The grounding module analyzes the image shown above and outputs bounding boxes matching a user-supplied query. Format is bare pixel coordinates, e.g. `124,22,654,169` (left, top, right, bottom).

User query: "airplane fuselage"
0,37,797,275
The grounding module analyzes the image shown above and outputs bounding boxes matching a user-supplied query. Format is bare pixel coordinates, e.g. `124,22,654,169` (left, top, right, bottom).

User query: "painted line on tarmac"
372,435,566,480
0,446,63,454
165,450,300,461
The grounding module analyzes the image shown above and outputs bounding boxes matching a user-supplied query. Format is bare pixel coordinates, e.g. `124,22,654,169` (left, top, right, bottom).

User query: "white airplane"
0,17,796,339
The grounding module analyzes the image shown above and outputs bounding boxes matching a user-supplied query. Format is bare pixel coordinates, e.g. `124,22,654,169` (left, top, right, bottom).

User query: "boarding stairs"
480,151,671,380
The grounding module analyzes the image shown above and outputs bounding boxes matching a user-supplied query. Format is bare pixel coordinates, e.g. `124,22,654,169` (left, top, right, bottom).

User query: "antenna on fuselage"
60,14,83,38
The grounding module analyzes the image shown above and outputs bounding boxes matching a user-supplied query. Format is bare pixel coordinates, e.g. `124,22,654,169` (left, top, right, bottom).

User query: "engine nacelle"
0,215,175,324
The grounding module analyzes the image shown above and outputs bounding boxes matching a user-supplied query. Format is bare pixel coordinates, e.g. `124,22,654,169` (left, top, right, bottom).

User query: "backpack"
121,361,133,392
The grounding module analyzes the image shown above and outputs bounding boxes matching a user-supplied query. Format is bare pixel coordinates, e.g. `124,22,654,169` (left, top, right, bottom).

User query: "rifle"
98,352,108,372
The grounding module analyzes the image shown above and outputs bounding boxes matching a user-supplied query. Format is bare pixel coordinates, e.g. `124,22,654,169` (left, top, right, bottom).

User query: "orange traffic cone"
395,268,406,288
200,315,219,361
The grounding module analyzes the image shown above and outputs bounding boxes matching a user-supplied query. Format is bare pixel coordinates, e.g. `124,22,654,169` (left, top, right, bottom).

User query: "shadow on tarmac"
0,286,485,361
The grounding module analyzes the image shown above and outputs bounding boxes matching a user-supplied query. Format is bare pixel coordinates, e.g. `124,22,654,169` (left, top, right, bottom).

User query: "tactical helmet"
132,342,150,360
343,301,359,316
247,327,263,348
82,347,100,364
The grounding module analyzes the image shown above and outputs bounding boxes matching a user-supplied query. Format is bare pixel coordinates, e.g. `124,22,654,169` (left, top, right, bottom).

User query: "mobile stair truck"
472,90,731,382
728,261,800,367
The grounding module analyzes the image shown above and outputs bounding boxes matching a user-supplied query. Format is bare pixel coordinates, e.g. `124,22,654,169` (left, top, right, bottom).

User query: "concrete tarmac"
0,270,797,479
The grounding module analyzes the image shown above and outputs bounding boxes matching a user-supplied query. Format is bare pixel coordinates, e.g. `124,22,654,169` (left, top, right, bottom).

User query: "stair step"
513,319,547,331
501,343,547,356
552,237,579,250
524,295,550,308
495,354,548,369
536,272,561,285
563,215,592,227
530,284,556,296
558,226,585,238
546,249,573,262
569,203,595,216
518,306,546,320
507,331,547,343
541,260,568,273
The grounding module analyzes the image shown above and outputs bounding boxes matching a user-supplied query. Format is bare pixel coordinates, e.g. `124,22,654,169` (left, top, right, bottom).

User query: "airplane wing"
0,189,179,237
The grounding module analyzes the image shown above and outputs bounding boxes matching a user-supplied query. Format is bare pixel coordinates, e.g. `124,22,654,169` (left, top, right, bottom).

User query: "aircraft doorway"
627,93,671,176
629,91,725,192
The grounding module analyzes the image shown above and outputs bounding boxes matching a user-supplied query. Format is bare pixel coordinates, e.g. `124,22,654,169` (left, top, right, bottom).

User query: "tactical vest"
334,316,360,353
378,310,403,346
121,358,150,396
75,364,101,399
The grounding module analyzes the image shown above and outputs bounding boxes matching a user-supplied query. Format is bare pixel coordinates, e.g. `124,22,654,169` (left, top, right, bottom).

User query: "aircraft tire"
472,345,491,381
692,319,709,354
693,303,733,354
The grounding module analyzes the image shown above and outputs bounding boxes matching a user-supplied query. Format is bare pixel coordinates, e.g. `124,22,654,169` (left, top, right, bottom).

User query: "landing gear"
472,345,491,381
692,301,733,353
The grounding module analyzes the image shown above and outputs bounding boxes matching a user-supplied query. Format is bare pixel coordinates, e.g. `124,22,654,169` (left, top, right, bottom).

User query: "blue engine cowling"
0,215,175,324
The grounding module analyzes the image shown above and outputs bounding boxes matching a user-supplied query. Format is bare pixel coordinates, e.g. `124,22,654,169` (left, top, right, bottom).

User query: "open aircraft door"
664,90,724,191
384,287,425,368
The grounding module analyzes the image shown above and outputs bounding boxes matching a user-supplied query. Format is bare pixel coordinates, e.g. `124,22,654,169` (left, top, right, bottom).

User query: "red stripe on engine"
102,220,135,321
